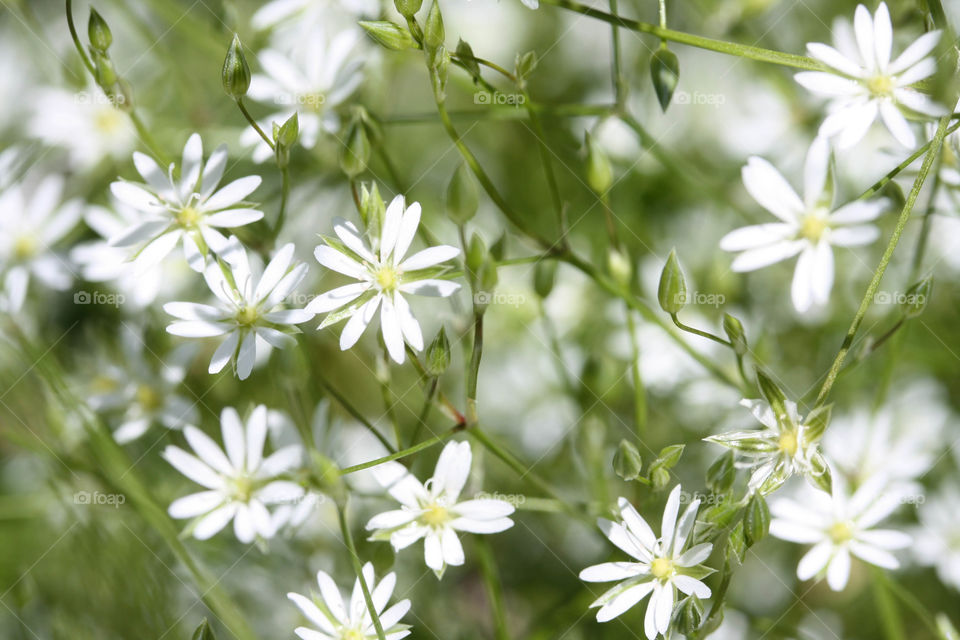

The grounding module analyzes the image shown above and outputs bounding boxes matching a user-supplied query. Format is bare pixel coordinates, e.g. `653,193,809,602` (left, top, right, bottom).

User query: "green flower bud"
903,275,932,318
446,162,478,224
613,439,644,481
722,313,748,356
650,47,680,112
274,112,299,169
466,232,487,280
676,595,704,636
744,493,770,546
191,619,216,640
584,132,613,195
359,182,386,231
91,49,117,89
456,39,481,83
657,249,687,314
755,369,787,422
424,0,444,52
514,50,537,88
649,466,671,490
340,117,371,178
395,0,423,18
607,247,632,288
706,451,735,493
221,34,251,99
88,8,112,52
533,260,557,299
726,521,747,565
359,21,418,51
425,328,451,376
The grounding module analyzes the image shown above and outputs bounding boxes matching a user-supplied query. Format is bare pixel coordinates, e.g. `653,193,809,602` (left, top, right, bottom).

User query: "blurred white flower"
721,137,885,312
706,397,827,495
796,2,944,149
580,485,713,638
252,0,377,32
366,441,515,577
0,172,81,312
770,473,912,591
287,562,411,640
241,27,364,163
28,86,135,170
308,194,460,364
163,405,305,543
164,242,312,380
109,133,264,272
913,485,960,591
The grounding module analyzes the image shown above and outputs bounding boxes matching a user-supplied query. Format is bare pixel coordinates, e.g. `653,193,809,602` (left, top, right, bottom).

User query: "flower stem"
409,376,439,446
316,371,397,453
340,427,461,475
814,115,951,408
466,311,484,427
476,538,510,640
670,313,733,348
273,166,289,241
65,0,94,74
236,98,275,150
337,502,387,640
624,309,647,438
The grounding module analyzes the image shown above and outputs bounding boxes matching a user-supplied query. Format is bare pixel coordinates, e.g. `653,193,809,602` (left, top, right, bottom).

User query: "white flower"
288,562,411,640
163,242,312,380
241,26,363,163
706,398,828,495
28,86,135,170
109,133,264,272
579,485,714,638
163,405,305,543
721,137,886,312
252,0,378,32
521,0,539,8
913,485,960,591
0,171,81,313
365,441,515,577
307,194,460,364
770,473,912,591
795,2,944,148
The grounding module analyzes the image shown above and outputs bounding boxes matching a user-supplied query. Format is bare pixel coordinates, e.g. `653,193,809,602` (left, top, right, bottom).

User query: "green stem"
378,353,403,449
476,538,510,640
876,570,941,637
409,377,439,446
236,98,274,150
670,313,733,348
65,0,94,74
608,0,626,107
316,373,397,453
814,115,950,408
624,309,647,438
337,503,387,640
466,312,484,426
340,428,459,475
872,567,907,640
273,166,290,241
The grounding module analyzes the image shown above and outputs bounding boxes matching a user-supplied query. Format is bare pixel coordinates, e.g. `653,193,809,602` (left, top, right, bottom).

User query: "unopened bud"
359,21,418,51
657,249,686,314
221,34,251,99
585,132,613,195
613,439,643,481
88,8,112,52
425,328,451,376
446,162,478,224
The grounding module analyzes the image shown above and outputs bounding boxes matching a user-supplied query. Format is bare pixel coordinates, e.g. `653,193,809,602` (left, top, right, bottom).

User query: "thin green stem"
316,372,397,453
814,115,950,408
466,312,484,427
236,98,274,150
624,309,647,438
378,353,404,448
876,570,941,637
872,567,907,640
409,377,439,446
274,166,290,240
608,0,626,107
65,0,94,74
338,503,387,640
340,428,459,475
476,538,510,640
524,101,568,238
670,314,733,348
857,120,960,201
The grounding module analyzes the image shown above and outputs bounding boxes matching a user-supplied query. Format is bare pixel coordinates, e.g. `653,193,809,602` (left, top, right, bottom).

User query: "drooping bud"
446,162,478,224
584,132,613,195
425,328,451,375
88,8,112,53
722,313,747,356
607,247,632,288
533,260,557,299
456,39,481,83
221,34,251,99
650,47,680,112
394,0,423,18
657,249,686,314
359,21,418,51
613,439,643,481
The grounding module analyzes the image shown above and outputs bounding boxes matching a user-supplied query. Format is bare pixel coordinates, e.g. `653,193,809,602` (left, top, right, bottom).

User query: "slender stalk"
340,428,459,475
316,372,397,453
624,309,647,438
608,0,626,106
236,98,275,149
524,102,568,238
871,568,907,640
337,503,387,640
273,166,290,240
378,352,403,448
670,314,733,348
409,377,439,446
466,312,484,426
476,538,510,640
65,0,94,73
876,570,941,637
814,115,950,408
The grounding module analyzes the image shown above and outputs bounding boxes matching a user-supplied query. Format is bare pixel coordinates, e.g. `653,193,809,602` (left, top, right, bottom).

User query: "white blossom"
796,2,944,149
288,562,411,640
770,473,912,591
579,486,714,638
308,194,460,364
366,441,515,577
109,133,264,272
721,137,886,312
163,242,312,380
163,405,305,543
913,485,960,591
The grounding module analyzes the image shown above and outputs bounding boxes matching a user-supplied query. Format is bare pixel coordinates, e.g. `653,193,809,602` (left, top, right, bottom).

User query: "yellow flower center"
650,557,674,581
375,266,400,292
800,214,829,243
236,306,259,326
94,107,125,134
778,430,799,457
422,503,451,528
342,629,365,640
177,205,202,227
829,521,854,544
135,384,162,411
231,475,255,502
13,235,37,260
91,374,119,393
866,74,895,98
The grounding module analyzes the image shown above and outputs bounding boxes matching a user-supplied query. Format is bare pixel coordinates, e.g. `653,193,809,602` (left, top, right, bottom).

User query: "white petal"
849,541,900,569
795,72,862,96
742,157,804,222
654,581,673,633
660,485,682,547
450,517,514,534
163,446,223,489
221,407,246,470
167,320,231,338
853,5,875,73
805,43,865,77
803,136,831,206
731,240,804,272
617,498,657,551
315,245,367,279
889,31,941,75
180,133,203,195
246,405,268,471
424,532,444,571
333,217,377,262
397,279,460,297
579,562,644,582
316,570,348,625
880,100,916,147
236,331,257,380
340,295,380,350
204,176,261,211
380,296,406,364
184,425,234,475
433,441,471,499
835,101,880,149
306,282,371,313
873,2,892,69
192,503,237,539
392,201,421,264
255,243,295,302
791,246,817,313
828,225,880,246
204,208,264,228
398,245,460,272
797,540,833,580
596,582,654,623
441,527,465,566
858,529,911,549
673,575,711,598
380,195,405,262
830,199,887,224
895,57,937,86
677,542,713,566
719,224,794,251
288,592,338,635
209,331,239,374
827,548,851,590
169,490,224,518
110,181,161,212
260,445,304,476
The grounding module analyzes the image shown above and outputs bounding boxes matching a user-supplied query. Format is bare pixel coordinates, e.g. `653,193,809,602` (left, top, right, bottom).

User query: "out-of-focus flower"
366,441,515,577
308,195,460,364
913,485,960,591
163,405,304,543
28,86,134,170
721,137,886,312
706,397,828,495
770,474,912,591
241,27,364,163
252,0,378,32
287,562,411,640
109,133,263,272
164,242,312,380
795,2,943,149
580,486,713,638
0,171,81,312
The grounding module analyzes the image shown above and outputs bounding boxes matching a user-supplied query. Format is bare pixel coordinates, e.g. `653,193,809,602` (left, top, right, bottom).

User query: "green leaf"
612,439,643,481
803,403,832,443
726,521,747,565
657,249,687,314
755,369,787,421
425,328,451,375
650,47,679,112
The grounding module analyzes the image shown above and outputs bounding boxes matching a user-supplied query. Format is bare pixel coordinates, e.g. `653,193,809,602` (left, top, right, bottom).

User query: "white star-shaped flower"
287,562,412,640
164,242,313,380
721,137,886,312
365,441,515,577
579,485,714,638
770,473,912,591
109,133,264,272
795,2,944,148
163,405,305,543
307,194,460,364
